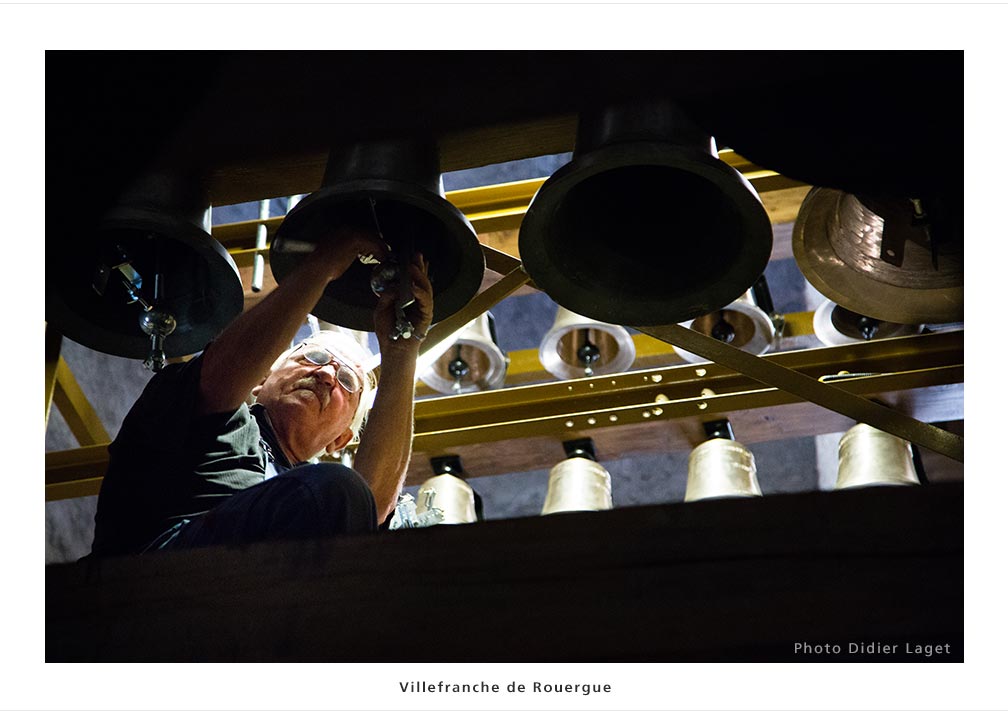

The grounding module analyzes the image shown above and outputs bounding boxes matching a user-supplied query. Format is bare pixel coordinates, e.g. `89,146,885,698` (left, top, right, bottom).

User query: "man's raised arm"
353,254,433,521
197,229,389,416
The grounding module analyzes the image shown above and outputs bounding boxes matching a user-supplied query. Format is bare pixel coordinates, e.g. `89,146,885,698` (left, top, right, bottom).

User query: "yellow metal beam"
46,444,108,501
413,366,963,454
638,323,964,462
45,326,61,429
413,331,963,433
419,257,531,362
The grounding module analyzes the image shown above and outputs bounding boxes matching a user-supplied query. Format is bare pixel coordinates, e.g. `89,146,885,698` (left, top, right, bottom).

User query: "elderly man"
89,229,432,557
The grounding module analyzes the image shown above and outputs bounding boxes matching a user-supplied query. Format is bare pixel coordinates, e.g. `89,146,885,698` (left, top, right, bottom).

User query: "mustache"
292,375,331,409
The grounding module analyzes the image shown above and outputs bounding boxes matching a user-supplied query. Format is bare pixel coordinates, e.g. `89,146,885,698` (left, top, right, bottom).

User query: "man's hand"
308,226,391,284
374,252,433,353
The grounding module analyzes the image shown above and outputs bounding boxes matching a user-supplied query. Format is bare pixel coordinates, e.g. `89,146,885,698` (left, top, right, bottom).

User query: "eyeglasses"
290,343,364,394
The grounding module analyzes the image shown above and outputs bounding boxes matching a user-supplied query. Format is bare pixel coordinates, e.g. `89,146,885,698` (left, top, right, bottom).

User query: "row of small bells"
413,421,921,525
416,291,924,396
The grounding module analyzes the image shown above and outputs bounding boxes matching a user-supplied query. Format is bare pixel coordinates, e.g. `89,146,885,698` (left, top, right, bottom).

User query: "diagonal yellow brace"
45,326,62,429
418,250,531,361
52,358,111,447
639,322,964,462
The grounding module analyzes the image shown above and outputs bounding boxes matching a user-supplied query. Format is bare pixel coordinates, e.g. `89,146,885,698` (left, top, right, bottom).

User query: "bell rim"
46,213,244,359
270,178,485,331
519,142,773,326
793,187,964,324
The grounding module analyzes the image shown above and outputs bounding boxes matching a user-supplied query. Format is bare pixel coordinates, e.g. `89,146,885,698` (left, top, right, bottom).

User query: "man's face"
254,342,364,453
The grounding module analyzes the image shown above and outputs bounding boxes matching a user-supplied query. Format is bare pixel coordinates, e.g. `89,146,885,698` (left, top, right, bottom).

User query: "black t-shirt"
90,354,289,557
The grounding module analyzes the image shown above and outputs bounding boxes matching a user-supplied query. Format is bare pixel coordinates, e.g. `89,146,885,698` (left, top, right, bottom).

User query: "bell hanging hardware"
576,329,602,376
446,344,470,393
92,243,177,372
92,246,149,310
709,311,735,344
366,196,419,342
909,197,940,270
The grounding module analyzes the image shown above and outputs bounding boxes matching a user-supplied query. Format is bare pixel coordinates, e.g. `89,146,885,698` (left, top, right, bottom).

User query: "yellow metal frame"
46,329,963,501
45,326,110,447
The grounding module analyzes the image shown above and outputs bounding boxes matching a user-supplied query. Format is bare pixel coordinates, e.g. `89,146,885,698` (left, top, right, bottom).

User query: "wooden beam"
45,482,964,662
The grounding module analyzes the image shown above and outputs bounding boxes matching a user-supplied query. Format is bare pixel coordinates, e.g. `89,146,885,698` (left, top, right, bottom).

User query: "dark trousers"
155,463,378,551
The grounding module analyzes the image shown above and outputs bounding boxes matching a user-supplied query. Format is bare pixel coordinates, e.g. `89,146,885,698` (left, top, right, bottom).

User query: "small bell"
541,439,614,515
414,455,481,524
812,299,921,347
673,288,775,363
835,423,920,489
538,306,636,380
684,420,762,502
419,313,508,394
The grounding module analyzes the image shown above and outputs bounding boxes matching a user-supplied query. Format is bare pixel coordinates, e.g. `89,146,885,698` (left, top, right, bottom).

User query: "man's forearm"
197,228,389,415
198,259,337,414
353,344,421,521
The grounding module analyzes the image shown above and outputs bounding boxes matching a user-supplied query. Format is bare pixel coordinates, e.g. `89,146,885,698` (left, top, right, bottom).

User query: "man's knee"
282,462,375,512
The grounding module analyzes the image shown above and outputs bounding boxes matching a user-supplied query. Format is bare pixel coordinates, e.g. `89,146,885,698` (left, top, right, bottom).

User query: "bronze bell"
541,439,614,515
835,423,920,489
538,306,636,379
270,137,486,332
793,188,963,324
45,168,244,367
812,299,921,347
415,455,481,524
673,288,775,363
519,98,773,326
419,312,508,394
684,420,762,502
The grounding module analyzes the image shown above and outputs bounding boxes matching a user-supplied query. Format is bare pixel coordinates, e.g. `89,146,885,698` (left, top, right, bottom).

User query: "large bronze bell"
269,137,485,332
519,98,773,326
793,188,963,324
46,169,244,367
